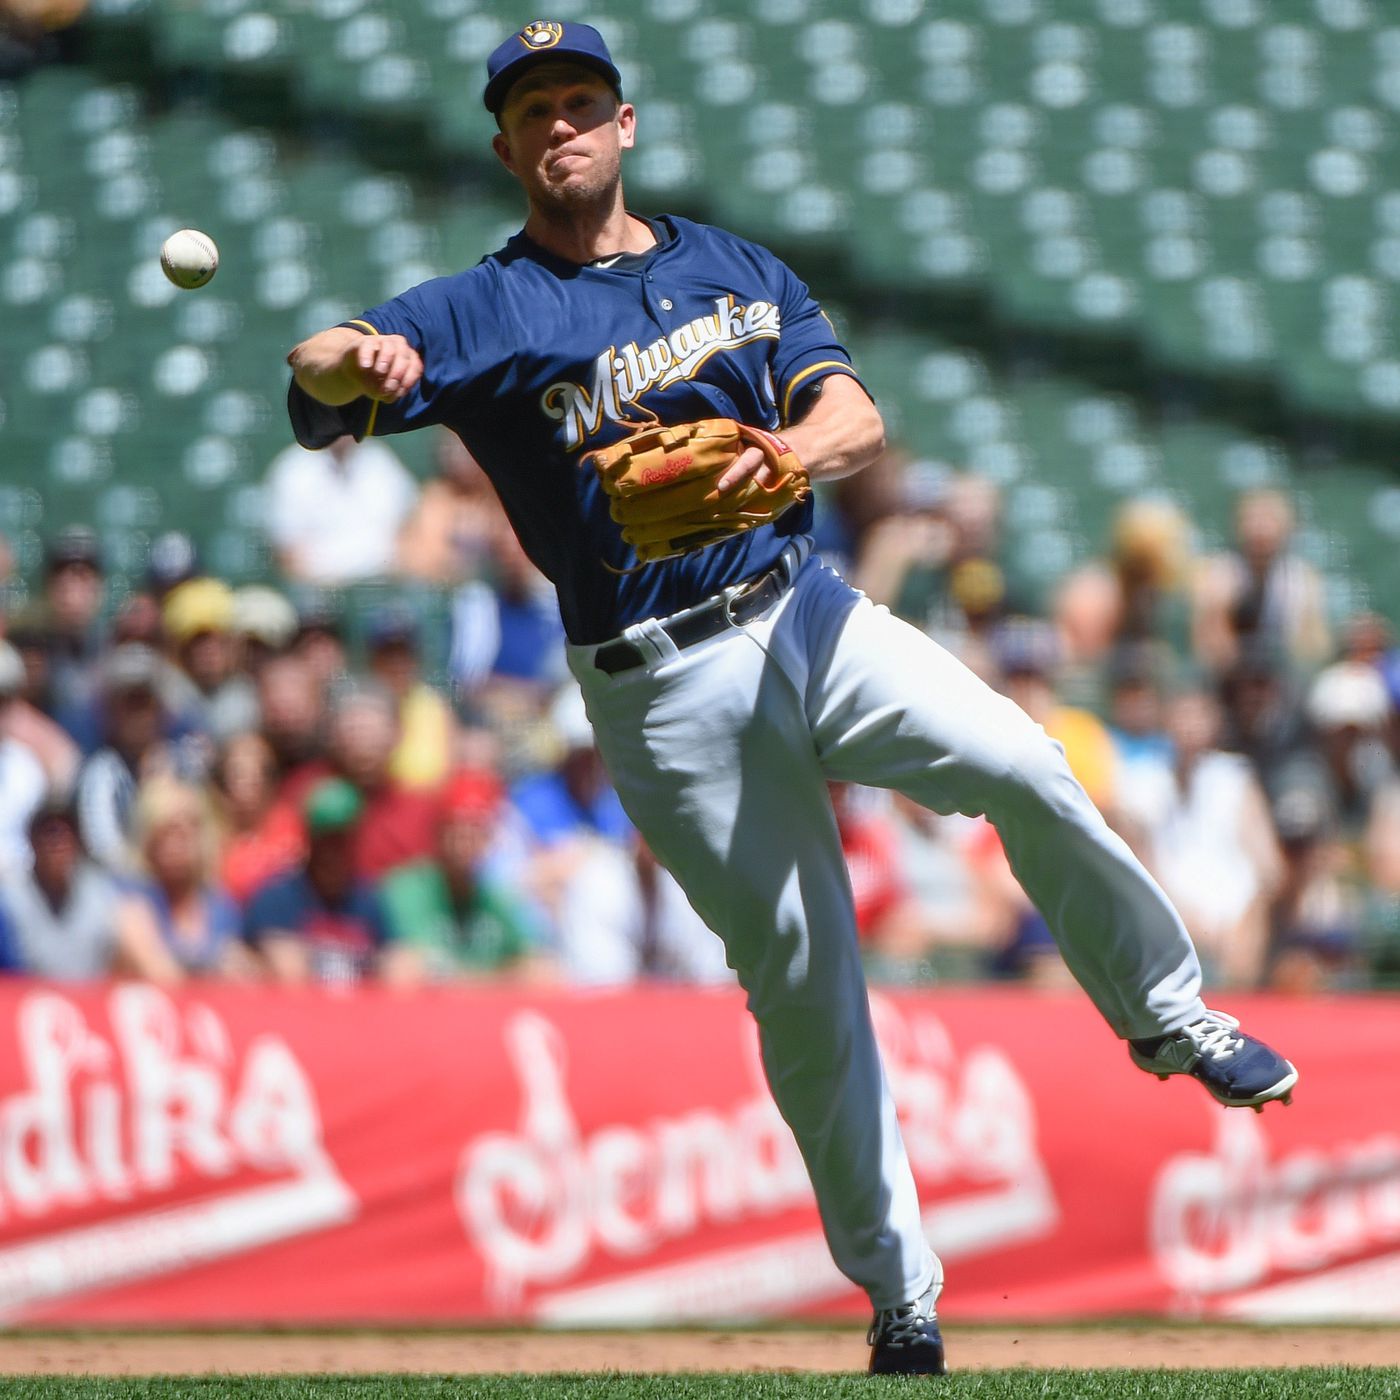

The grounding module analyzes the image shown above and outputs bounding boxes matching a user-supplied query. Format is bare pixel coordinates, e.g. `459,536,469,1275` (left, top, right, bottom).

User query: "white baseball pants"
568,546,1206,1311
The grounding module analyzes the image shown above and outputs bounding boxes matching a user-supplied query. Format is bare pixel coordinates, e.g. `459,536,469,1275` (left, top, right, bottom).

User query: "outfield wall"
0,983,1392,1326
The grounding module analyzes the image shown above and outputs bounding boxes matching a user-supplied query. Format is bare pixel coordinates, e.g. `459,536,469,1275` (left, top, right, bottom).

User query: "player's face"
492,66,635,214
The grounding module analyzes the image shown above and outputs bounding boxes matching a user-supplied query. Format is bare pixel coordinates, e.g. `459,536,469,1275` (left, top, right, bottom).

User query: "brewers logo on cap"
484,19,621,113
519,20,563,49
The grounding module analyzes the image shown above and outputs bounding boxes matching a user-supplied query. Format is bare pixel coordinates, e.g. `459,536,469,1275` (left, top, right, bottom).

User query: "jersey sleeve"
286,275,470,449
763,251,864,426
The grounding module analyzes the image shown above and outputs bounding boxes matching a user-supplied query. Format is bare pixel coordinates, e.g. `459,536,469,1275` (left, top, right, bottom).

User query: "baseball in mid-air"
159,228,219,290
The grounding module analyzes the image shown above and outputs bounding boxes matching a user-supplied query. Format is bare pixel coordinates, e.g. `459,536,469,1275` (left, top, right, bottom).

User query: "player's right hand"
343,334,424,403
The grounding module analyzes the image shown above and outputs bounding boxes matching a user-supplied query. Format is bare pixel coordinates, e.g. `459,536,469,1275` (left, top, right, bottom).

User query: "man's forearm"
287,327,368,406
788,415,884,484
783,374,885,483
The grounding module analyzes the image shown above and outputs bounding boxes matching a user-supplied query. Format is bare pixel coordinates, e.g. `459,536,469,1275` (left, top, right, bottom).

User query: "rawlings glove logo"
639,458,691,485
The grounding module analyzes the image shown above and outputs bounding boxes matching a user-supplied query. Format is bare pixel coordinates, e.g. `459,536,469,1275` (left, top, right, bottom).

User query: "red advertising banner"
0,982,1393,1326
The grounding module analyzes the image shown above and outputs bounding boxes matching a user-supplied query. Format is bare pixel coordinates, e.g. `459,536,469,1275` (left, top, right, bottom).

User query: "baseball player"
286,21,1297,1375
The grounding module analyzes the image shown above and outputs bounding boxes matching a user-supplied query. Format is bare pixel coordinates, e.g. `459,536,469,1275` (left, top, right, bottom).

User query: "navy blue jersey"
288,215,859,643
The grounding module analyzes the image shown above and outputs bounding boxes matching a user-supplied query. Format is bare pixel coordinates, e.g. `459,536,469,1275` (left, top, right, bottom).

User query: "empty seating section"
0,64,519,589
72,0,1400,404
3,0,1399,620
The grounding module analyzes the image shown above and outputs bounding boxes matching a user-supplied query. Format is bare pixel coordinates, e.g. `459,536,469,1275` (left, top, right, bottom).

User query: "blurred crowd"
2,426,1399,994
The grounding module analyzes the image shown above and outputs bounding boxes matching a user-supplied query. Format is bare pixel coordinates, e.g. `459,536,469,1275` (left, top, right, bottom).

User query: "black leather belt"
594,563,790,676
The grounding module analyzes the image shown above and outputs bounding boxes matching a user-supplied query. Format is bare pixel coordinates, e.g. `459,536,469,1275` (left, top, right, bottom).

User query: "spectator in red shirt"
243,778,391,985
214,732,304,905
292,681,438,882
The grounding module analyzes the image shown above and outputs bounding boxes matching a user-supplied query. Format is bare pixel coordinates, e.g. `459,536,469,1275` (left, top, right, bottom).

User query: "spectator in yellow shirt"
365,604,455,791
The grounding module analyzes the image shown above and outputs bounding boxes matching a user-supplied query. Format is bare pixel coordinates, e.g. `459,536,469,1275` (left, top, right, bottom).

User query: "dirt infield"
0,1327,1395,1375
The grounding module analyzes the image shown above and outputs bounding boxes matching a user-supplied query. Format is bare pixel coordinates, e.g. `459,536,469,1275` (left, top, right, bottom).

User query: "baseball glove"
587,419,810,565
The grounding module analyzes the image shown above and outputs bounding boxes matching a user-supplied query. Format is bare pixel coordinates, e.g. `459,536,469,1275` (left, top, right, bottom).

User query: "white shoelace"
868,1298,939,1348
868,1306,923,1348
1184,1011,1245,1061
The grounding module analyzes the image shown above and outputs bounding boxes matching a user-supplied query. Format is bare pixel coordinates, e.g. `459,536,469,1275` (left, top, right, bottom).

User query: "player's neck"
523,192,654,266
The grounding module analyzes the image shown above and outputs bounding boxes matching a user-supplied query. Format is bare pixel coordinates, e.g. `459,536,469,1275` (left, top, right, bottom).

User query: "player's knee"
988,728,1084,821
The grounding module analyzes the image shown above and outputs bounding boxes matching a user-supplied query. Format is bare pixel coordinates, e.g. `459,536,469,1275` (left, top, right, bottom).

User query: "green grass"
1,1373,1397,1400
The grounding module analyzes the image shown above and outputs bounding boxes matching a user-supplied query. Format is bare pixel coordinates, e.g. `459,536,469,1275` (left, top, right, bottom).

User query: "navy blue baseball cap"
483,20,622,115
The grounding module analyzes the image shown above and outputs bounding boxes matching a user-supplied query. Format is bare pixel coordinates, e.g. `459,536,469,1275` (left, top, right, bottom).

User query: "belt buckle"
724,567,771,627
721,583,746,628
721,563,774,628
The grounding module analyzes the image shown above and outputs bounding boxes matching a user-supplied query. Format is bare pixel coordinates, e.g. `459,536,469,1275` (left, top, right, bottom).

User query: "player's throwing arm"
288,329,423,407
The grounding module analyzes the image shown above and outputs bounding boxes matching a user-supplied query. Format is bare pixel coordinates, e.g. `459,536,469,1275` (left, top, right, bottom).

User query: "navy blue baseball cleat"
868,1276,947,1377
1129,1010,1298,1112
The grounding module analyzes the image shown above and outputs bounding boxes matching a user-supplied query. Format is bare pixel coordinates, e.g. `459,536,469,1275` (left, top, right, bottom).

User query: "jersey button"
659,297,674,311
